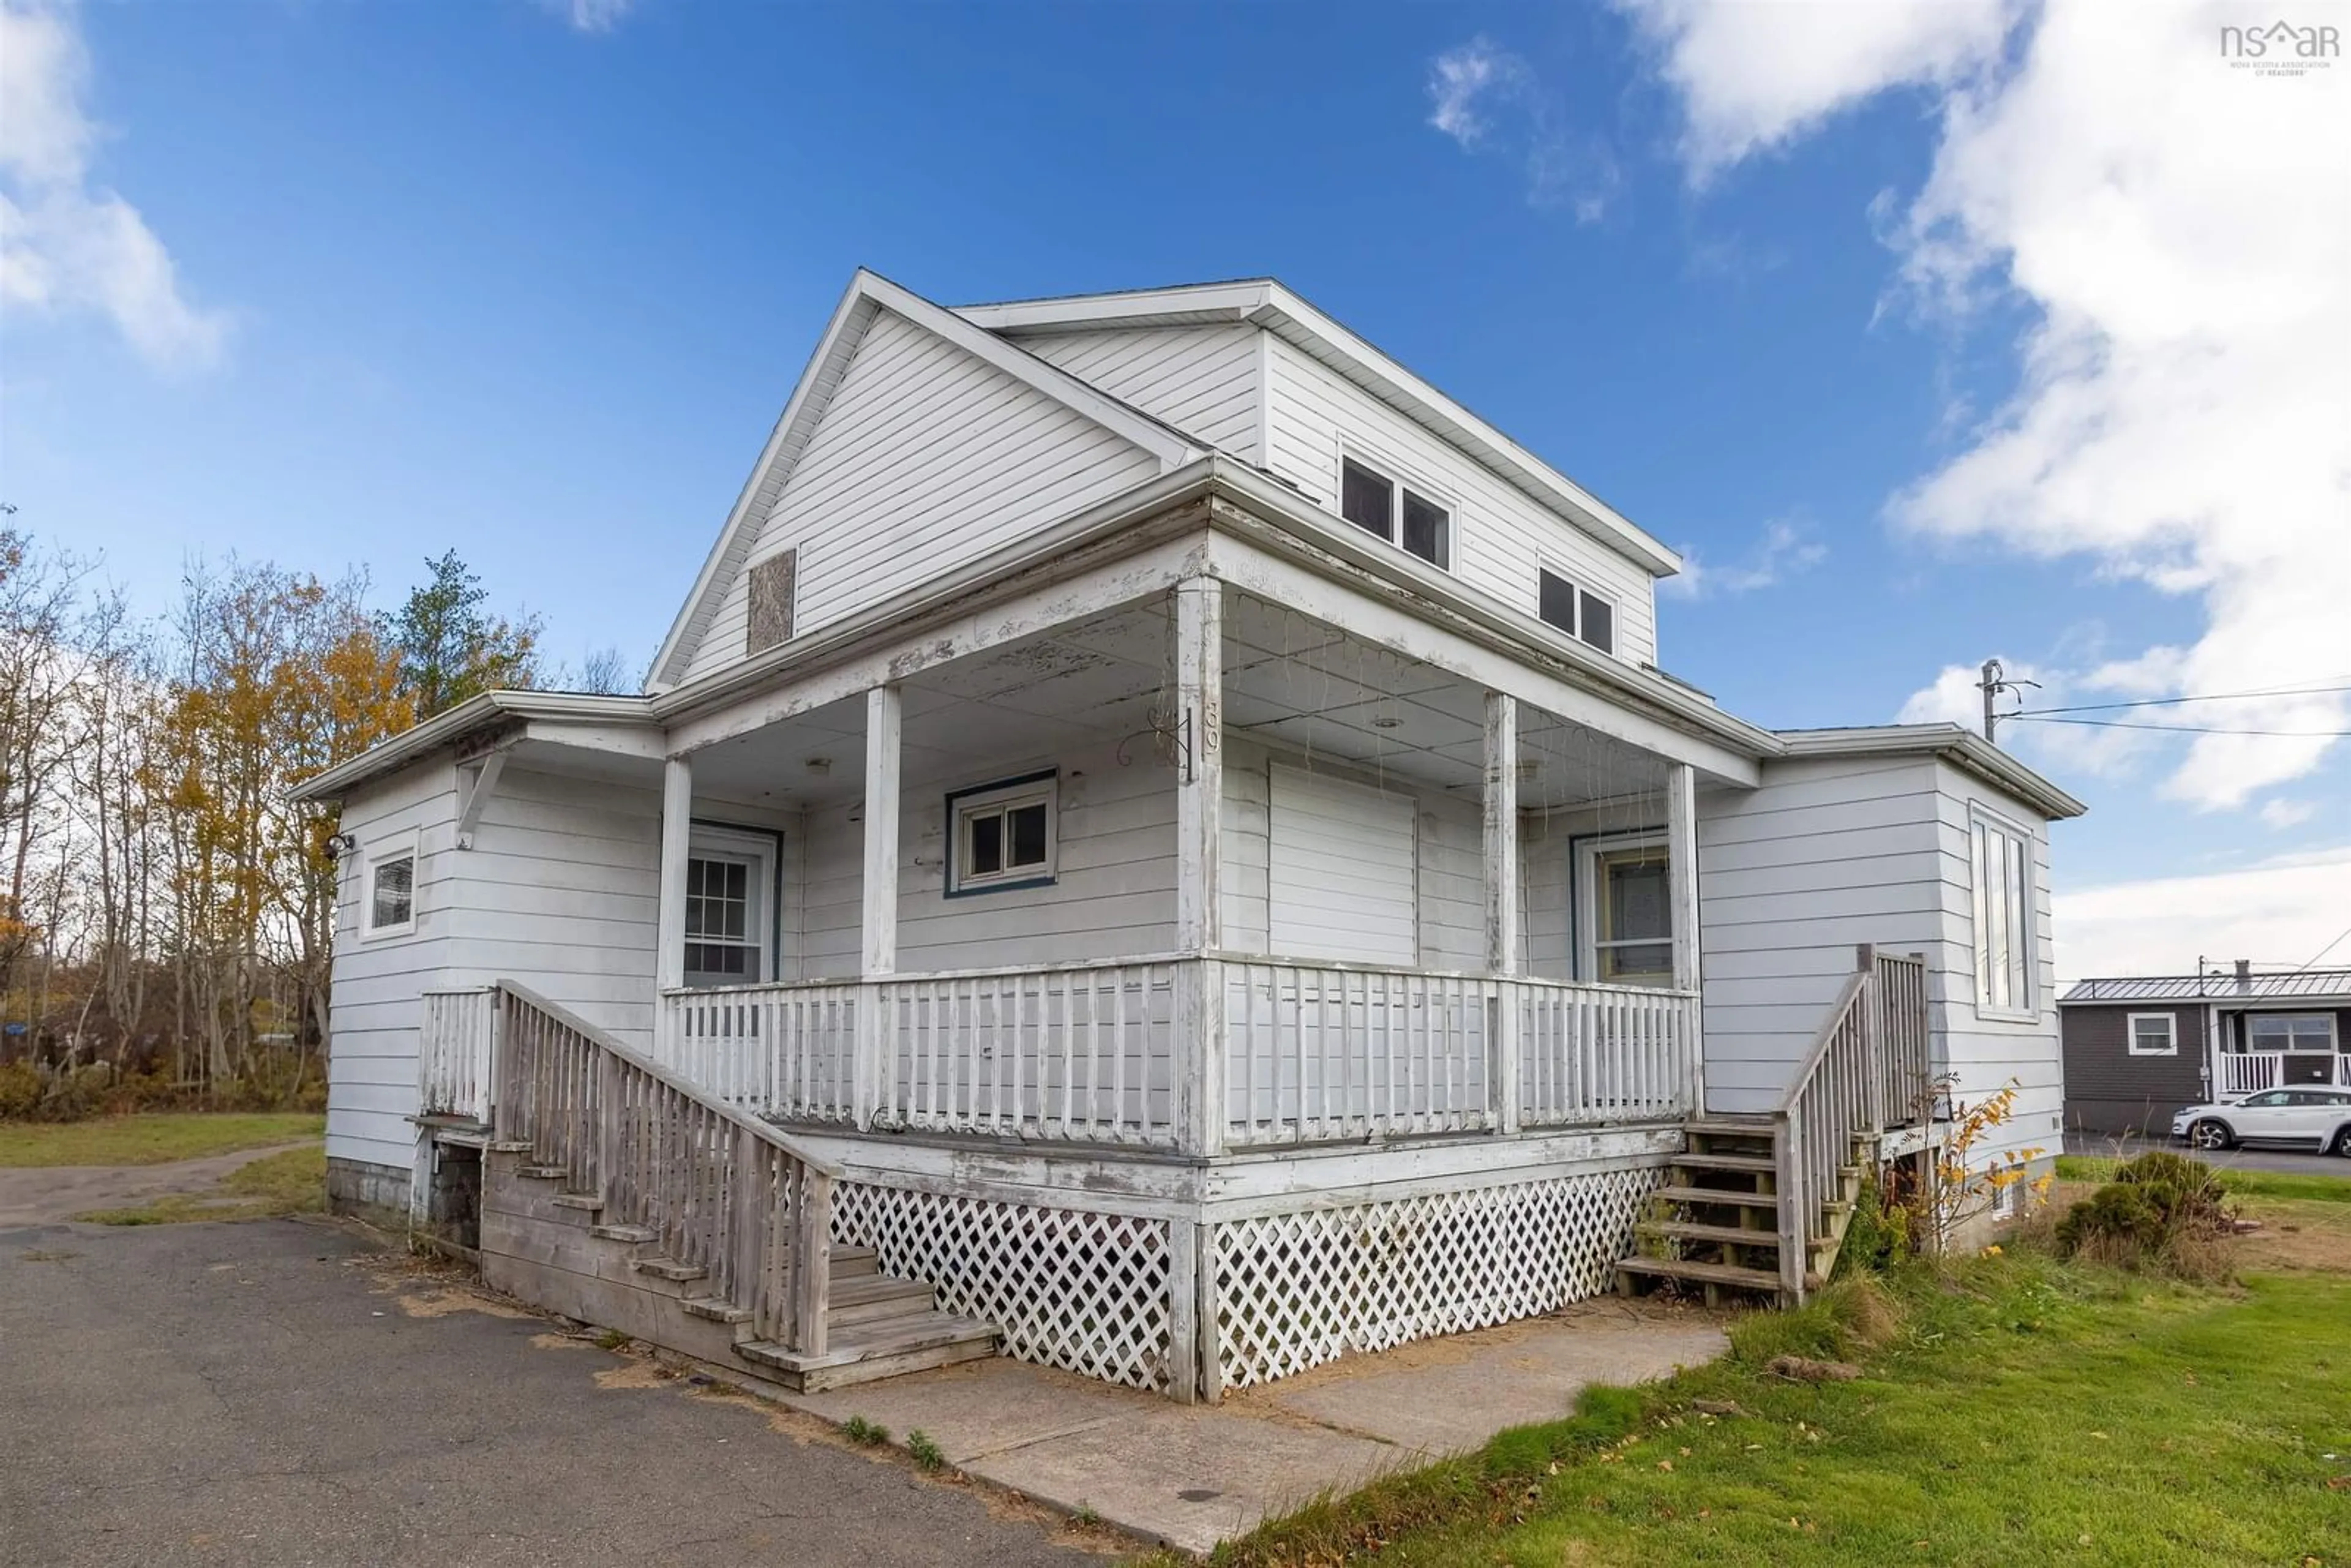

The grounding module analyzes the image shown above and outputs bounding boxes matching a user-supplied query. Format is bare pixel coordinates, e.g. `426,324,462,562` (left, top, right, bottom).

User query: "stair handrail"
491,979,842,1356
1768,945,1880,1305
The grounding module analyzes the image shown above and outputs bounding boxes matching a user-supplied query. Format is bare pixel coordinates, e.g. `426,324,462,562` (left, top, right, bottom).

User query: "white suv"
2173,1086,2351,1156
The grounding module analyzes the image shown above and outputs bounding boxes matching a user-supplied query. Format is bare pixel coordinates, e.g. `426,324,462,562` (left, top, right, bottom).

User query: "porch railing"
497,981,838,1356
655,956,1698,1151
1772,945,1932,1305
2219,1051,2351,1095
420,986,499,1124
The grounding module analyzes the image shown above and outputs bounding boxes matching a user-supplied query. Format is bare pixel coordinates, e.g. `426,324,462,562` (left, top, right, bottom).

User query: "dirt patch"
2230,1201,2351,1274
394,1287,533,1321
592,1360,673,1391
530,1332,594,1351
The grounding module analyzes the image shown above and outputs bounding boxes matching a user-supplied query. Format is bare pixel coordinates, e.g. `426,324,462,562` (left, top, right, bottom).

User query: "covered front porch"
640,572,1715,1157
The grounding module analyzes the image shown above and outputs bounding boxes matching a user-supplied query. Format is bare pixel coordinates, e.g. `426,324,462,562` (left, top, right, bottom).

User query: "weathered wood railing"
1514,979,1698,1128
657,981,860,1123
496,981,839,1356
883,958,1180,1145
420,986,498,1123
657,957,1697,1151
1772,946,1932,1304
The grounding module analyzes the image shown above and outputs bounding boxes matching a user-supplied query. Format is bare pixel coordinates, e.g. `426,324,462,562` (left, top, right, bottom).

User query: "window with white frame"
361,833,418,939
1338,454,1451,571
947,773,1057,895
2248,1013,2338,1052
1577,831,1674,988
1537,567,1616,656
2127,1012,2178,1056
1970,808,2036,1018
681,825,776,987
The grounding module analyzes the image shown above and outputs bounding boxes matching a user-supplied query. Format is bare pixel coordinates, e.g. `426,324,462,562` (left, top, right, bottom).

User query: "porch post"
1174,577,1225,1157
656,755,693,1052
1667,760,1704,1117
1483,691,1520,1135
859,683,902,1129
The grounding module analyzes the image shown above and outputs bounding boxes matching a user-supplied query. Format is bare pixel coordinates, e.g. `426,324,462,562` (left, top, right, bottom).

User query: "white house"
295,270,2083,1400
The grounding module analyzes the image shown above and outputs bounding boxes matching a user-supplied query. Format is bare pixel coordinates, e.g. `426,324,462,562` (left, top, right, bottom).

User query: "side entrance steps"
499,1155,997,1392
1613,1114,1859,1307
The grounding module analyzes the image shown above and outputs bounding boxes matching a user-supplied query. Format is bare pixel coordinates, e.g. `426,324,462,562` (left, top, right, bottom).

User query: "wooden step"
590,1223,658,1244
1682,1115,1774,1136
516,1165,568,1180
737,1313,999,1392
1637,1219,1833,1254
1673,1152,1777,1175
488,1140,536,1154
1615,1256,1807,1295
549,1193,604,1212
634,1257,707,1283
1651,1185,1779,1210
681,1297,751,1324
828,1272,936,1327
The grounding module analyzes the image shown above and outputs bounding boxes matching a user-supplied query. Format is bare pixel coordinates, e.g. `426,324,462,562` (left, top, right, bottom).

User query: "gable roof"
647,269,1204,691
955,279,1685,577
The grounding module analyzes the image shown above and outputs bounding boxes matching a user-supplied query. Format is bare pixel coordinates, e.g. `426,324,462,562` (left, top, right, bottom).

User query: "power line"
2005,715,2351,738
2014,680,2351,718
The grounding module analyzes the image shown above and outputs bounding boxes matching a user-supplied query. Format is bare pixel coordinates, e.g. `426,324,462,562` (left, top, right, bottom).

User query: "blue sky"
6,0,2346,976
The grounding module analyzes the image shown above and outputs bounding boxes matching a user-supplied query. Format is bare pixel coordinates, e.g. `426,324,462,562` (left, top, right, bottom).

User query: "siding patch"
746,550,796,655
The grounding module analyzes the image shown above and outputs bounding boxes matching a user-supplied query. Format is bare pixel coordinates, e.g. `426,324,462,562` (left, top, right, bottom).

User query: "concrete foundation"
325,1155,411,1230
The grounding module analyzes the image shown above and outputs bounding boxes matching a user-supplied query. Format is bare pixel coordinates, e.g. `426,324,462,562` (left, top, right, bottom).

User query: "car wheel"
2333,1125,2351,1158
2189,1119,2235,1151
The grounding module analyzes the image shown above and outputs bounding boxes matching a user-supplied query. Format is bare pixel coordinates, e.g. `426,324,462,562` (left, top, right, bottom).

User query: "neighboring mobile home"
2061,963,2351,1137
295,271,2083,1401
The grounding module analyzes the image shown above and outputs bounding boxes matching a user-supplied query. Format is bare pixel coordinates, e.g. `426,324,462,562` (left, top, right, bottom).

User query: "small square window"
948,775,1058,894
1537,568,1615,656
2128,1013,2177,1056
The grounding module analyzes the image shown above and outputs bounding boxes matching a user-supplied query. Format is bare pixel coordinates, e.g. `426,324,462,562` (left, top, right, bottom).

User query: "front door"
681,825,779,988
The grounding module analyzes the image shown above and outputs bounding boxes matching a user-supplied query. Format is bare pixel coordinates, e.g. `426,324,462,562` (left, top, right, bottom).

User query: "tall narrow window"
680,825,776,988
1337,456,1450,569
1578,832,1673,988
361,832,419,940
1971,810,2036,1018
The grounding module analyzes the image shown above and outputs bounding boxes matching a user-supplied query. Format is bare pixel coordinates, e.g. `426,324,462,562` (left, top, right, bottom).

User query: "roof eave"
290,691,657,804
1776,724,2088,820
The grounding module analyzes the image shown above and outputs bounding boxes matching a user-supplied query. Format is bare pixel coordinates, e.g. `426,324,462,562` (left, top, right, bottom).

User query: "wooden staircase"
1614,1114,1856,1305
486,983,997,1392
1615,945,1931,1308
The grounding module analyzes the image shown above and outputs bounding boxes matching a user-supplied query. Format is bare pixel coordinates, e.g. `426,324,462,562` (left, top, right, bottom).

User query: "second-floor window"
1339,457,1450,571
1537,568,1615,655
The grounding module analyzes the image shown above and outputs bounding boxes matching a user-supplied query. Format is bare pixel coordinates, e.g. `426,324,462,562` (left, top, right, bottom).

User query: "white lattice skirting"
833,1182,1176,1393
1209,1164,1669,1390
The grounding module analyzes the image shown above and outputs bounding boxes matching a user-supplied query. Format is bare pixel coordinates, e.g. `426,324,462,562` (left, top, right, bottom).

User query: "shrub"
2057,1150,2233,1280
841,1416,888,1446
0,1061,39,1120
905,1428,946,1471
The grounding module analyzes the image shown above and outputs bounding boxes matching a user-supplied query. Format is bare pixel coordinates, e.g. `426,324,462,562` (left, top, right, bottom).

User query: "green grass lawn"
73,1146,329,1226
0,1112,324,1168
1196,1203,2351,1568
2057,1153,2351,1206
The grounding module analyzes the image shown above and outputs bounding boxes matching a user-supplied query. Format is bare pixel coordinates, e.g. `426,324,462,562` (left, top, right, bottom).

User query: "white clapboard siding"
1261,334,1660,667
683,308,1160,683
1267,763,1417,966
324,763,458,1175
798,742,1181,978
1018,324,1262,459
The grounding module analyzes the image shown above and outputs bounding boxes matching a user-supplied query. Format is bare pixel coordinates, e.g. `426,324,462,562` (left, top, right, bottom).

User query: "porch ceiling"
689,593,1670,813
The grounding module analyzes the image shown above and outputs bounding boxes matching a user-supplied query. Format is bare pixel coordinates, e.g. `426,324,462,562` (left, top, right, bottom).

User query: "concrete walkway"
0,1139,321,1226
773,1296,1728,1554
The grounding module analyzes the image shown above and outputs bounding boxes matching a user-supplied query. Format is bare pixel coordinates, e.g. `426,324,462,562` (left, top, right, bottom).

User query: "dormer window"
1538,568,1614,655
1338,457,1450,571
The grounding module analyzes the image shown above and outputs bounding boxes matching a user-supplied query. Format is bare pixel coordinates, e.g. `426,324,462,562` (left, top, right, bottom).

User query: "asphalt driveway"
0,1217,1105,1567
2064,1130,2348,1178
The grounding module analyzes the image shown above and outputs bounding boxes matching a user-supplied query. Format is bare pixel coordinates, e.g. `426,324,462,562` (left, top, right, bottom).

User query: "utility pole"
1980,659,2004,744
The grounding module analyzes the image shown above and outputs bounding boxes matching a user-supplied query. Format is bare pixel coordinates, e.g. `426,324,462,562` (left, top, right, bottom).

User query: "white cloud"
1616,0,2016,179
2054,844,2351,983
2259,798,2314,829
1627,0,2351,813
1425,36,1619,220
539,0,634,33
0,0,226,371
1664,517,1825,598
